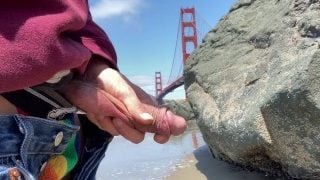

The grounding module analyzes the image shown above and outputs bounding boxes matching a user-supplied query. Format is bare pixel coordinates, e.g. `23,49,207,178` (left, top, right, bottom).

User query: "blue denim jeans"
0,114,112,180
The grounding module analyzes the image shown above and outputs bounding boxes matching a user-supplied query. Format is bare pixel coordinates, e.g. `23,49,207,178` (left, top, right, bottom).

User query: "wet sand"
167,145,277,180
97,121,280,180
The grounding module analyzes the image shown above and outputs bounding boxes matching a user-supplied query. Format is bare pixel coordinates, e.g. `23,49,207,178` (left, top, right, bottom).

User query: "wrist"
84,58,110,82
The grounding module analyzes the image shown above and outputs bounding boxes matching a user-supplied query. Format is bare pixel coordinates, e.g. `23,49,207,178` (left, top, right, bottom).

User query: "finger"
97,116,120,136
154,134,170,144
86,113,120,136
139,106,187,136
86,112,104,130
113,88,187,137
96,69,155,125
135,106,170,136
124,96,155,125
123,76,187,136
113,118,145,144
63,81,130,123
93,68,187,137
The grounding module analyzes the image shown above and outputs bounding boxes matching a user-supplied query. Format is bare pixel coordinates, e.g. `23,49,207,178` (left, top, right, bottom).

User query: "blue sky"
89,0,236,99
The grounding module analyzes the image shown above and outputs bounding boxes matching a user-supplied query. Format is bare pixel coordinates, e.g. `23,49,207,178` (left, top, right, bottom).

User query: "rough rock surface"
164,99,195,121
184,0,320,179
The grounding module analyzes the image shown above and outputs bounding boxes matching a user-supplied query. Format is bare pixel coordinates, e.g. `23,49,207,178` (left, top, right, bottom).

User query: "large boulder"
184,0,320,179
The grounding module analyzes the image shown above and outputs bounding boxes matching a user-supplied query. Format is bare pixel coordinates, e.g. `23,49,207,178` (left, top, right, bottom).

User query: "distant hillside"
164,99,195,121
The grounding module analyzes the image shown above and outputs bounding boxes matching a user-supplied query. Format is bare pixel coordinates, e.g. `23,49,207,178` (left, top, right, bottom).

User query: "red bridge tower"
155,71,162,97
155,7,198,98
181,7,198,63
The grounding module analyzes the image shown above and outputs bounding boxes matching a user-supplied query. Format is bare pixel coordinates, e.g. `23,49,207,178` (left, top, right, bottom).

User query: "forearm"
74,13,118,73
0,0,89,92
0,0,117,93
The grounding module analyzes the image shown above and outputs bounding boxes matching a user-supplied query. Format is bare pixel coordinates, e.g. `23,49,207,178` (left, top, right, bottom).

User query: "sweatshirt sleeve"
75,14,118,73
0,0,117,93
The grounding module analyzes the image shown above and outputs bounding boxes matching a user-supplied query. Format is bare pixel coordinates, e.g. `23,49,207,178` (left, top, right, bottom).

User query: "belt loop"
13,116,33,170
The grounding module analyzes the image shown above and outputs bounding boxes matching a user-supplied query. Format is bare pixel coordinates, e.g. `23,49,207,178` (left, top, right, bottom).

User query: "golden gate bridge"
155,7,211,104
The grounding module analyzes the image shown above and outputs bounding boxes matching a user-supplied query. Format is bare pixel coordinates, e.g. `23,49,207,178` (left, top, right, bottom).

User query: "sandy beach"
97,121,284,180
167,145,282,180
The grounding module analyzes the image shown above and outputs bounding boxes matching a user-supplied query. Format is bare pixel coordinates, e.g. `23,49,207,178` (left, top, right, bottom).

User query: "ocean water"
96,122,278,180
96,123,203,180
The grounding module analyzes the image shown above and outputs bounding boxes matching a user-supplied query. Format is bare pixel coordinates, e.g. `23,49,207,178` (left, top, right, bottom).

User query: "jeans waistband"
0,115,79,157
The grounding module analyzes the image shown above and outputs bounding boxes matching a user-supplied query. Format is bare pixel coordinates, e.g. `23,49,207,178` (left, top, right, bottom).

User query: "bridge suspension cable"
167,17,181,85
166,9,213,86
155,7,212,101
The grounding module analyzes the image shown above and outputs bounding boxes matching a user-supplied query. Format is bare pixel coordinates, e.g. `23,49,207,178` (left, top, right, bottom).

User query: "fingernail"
140,113,153,121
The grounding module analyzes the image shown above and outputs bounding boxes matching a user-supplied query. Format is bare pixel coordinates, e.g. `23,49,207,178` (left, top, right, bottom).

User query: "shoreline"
167,145,278,180
97,120,280,180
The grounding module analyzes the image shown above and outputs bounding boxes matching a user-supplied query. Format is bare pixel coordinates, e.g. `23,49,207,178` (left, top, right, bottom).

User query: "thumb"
123,96,155,126
95,67,154,125
94,88,154,126
121,90,186,136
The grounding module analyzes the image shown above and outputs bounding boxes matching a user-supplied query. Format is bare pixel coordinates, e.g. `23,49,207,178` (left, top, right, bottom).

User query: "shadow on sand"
193,145,284,180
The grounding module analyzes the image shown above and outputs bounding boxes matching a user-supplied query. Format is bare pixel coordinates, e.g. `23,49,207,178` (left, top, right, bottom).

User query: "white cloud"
127,75,154,87
90,0,145,20
125,75,154,95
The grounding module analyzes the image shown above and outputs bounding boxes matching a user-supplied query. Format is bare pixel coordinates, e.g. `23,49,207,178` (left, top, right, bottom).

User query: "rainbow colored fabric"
39,116,81,180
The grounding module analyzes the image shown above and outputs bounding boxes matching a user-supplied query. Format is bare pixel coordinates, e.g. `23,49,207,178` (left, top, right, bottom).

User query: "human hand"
63,60,187,144
63,81,147,143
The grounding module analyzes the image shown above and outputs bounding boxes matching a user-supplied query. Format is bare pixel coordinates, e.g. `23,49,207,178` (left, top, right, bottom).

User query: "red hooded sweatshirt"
0,0,117,93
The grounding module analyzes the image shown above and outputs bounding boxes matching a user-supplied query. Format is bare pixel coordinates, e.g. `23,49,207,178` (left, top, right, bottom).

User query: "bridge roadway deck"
156,76,184,102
